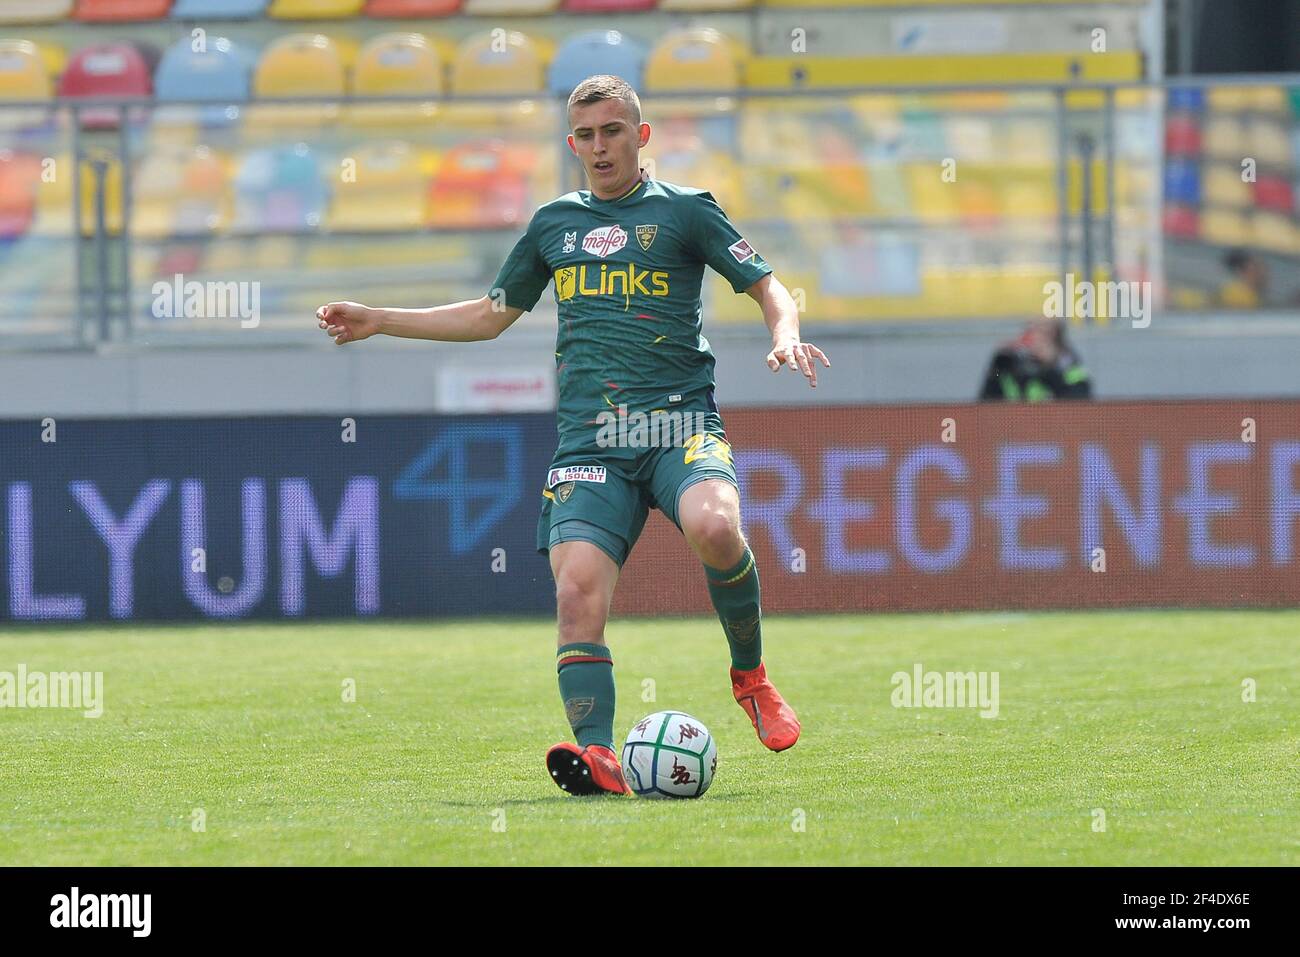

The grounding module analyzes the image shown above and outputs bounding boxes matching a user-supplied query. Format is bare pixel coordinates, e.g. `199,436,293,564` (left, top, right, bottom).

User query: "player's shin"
556,643,616,749
703,548,763,670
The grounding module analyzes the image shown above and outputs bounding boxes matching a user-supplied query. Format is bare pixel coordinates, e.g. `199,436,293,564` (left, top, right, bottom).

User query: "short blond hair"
567,75,642,126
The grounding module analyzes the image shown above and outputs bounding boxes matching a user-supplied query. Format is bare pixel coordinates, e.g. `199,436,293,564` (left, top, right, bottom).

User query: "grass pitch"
1,611,1296,866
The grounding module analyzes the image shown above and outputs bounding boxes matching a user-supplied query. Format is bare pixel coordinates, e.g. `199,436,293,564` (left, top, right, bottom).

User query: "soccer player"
316,76,829,796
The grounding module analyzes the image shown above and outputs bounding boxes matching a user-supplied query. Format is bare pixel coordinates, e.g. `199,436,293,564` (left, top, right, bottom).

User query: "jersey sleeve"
689,191,773,293
490,213,552,312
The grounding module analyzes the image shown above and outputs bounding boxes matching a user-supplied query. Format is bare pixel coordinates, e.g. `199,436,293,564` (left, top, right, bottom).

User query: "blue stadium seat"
171,0,268,16
1166,87,1204,113
232,144,328,233
1162,159,1200,205
155,35,252,102
547,30,648,96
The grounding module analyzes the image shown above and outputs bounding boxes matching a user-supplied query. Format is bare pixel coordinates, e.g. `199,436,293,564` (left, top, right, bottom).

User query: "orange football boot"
546,742,632,796
731,662,801,752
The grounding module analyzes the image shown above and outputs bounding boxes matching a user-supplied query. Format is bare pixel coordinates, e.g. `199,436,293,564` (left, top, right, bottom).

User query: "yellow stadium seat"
268,0,364,17
1202,164,1251,208
1206,85,1253,112
133,145,230,239
1199,208,1249,247
1202,116,1245,161
1246,117,1292,168
0,0,73,22
904,163,958,222
0,40,51,99
1250,211,1298,256
249,33,346,130
1247,85,1289,115
450,31,547,95
349,32,443,130
645,28,744,92
461,0,558,14
661,0,752,8
328,141,429,232
998,168,1056,219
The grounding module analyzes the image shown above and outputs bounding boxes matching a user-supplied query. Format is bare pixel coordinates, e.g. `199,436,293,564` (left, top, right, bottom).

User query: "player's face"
567,98,651,200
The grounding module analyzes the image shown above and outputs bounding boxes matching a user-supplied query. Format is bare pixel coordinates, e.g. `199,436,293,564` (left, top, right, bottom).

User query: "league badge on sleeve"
727,238,757,264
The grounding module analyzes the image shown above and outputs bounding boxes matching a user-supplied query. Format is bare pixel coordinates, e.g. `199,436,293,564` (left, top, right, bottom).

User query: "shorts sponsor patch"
547,465,607,488
727,238,757,264
582,225,628,259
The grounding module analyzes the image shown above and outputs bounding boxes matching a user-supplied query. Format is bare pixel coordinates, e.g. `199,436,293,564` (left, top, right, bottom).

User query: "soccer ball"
621,711,717,799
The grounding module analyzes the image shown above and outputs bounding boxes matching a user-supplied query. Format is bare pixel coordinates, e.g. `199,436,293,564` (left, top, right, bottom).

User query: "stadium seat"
462,0,556,12
0,149,38,237
1205,85,1252,112
254,34,346,98
171,0,269,16
58,42,153,129
450,31,547,95
155,36,252,103
1161,204,1198,239
1253,175,1294,215
660,0,752,8
232,143,328,233
1165,87,1204,113
0,0,73,22
1202,164,1250,208
328,140,428,232
0,40,52,100
1163,115,1201,156
133,144,231,238
75,0,173,19
267,0,362,17
425,140,530,229
349,32,444,130
547,30,649,96
1250,211,1298,255
644,29,743,92
364,0,459,12
1246,118,1292,168
561,0,654,12
1201,115,1245,161
1198,208,1249,246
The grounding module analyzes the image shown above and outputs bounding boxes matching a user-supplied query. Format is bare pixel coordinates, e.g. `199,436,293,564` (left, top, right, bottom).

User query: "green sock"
556,642,615,750
704,548,763,671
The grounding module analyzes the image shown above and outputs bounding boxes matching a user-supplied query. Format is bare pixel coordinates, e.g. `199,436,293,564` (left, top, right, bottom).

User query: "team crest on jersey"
548,465,607,488
555,481,576,503
636,224,658,251
561,231,576,254
727,238,757,264
582,225,628,259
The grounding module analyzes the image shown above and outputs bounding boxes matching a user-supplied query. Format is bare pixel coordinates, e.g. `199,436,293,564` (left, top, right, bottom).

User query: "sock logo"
726,613,761,645
564,697,594,725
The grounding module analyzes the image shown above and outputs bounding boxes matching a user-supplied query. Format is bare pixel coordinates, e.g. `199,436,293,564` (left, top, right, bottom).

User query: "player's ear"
637,123,651,148
566,133,577,155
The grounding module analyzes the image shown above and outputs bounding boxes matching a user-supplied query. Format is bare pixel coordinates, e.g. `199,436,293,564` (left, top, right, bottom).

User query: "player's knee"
554,573,608,629
684,509,744,567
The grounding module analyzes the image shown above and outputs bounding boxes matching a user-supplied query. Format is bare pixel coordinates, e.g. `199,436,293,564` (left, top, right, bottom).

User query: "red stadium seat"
58,42,153,129
1163,115,1200,156
426,140,530,229
0,150,39,238
364,0,460,14
74,0,173,20
1162,204,1198,239
1253,176,1294,215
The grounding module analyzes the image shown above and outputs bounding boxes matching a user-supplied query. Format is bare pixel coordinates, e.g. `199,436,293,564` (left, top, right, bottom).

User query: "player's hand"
316,301,380,345
766,337,830,388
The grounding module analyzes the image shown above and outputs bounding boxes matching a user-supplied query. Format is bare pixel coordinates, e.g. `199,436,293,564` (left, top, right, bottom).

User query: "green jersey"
491,176,771,457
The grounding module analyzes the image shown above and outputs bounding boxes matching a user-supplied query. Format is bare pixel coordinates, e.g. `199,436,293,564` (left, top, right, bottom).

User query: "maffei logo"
582,225,627,259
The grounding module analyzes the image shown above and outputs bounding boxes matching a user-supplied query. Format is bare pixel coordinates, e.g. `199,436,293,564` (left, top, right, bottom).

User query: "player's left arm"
746,274,830,388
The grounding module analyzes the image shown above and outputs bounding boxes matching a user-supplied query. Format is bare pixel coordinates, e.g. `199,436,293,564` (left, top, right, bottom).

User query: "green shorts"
536,428,739,568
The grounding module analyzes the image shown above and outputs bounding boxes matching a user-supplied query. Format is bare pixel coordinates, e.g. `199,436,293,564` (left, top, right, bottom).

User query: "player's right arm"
316,298,522,346
317,208,552,347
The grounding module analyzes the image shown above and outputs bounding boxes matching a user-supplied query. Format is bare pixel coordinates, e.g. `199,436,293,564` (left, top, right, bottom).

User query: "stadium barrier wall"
3,400,1298,623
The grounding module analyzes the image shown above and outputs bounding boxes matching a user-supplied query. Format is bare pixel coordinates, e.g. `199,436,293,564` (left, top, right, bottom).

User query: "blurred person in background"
979,318,1092,401
1218,248,1269,309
